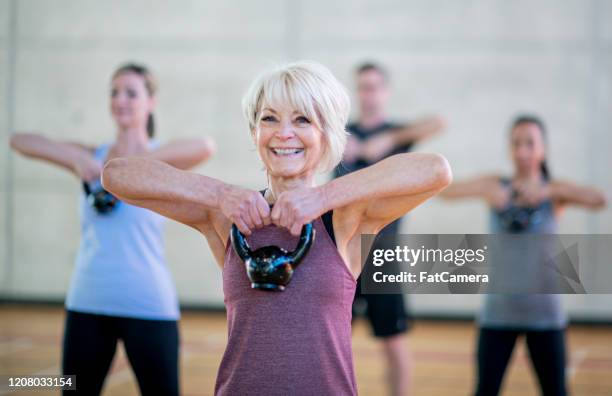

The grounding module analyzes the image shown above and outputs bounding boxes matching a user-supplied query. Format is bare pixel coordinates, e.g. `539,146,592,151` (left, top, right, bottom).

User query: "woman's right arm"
10,133,101,181
102,157,270,268
438,174,507,208
101,157,270,235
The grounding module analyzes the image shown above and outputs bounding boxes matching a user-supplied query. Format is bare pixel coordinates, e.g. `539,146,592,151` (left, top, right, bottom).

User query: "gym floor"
1,305,611,396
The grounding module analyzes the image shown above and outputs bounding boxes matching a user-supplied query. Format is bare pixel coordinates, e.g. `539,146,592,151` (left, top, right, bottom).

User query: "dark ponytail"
540,160,550,181
147,113,155,138
511,114,551,181
112,62,157,138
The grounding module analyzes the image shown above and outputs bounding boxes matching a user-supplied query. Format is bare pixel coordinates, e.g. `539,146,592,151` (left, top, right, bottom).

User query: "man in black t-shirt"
335,62,446,396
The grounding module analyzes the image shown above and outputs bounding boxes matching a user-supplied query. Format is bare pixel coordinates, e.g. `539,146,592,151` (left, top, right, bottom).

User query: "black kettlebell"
498,190,542,233
83,181,121,214
230,222,316,291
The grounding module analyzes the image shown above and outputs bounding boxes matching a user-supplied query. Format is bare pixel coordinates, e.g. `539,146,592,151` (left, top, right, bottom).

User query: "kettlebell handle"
262,204,316,262
230,223,253,262
288,223,314,263
82,181,92,195
230,222,315,263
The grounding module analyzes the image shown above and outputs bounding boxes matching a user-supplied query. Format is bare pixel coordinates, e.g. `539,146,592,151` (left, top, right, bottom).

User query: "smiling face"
255,104,325,178
510,121,547,175
243,62,350,175
110,71,155,131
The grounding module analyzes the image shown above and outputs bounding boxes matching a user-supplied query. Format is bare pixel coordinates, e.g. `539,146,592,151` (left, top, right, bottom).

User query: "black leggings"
62,310,179,396
475,327,567,396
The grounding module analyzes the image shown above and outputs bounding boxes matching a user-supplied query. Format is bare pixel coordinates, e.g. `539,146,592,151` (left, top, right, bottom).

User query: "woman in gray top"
441,115,606,396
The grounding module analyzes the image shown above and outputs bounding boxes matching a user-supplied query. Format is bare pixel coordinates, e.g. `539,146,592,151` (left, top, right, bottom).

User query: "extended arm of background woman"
11,132,216,180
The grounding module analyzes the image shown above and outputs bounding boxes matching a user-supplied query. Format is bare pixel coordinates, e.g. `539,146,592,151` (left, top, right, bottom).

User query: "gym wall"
1,0,611,320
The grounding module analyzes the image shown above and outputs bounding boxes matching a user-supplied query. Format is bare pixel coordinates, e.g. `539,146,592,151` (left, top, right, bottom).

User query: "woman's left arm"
549,180,608,210
146,137,217,170
271,153,452,236
324,152,452,233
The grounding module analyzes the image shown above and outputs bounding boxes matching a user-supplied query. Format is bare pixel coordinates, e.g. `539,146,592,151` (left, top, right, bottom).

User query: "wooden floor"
1,305,611,395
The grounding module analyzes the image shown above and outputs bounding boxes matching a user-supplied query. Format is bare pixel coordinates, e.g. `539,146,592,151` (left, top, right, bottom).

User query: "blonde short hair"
242,61,350,173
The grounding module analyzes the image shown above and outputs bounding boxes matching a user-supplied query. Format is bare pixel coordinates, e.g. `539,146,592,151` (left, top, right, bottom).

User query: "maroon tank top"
215,215,358,395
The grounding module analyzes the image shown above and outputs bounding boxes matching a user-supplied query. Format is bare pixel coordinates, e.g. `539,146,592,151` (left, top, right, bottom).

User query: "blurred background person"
440,115,607,396
10,63,216,395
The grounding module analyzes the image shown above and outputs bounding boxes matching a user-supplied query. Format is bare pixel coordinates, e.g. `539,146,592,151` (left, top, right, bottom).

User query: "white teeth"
272,148,303,155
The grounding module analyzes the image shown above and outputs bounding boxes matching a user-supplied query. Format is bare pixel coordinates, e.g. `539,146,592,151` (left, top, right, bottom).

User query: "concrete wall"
1,0,611,319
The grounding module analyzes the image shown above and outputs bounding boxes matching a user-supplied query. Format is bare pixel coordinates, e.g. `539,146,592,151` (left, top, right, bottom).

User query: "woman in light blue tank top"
10,63,216,395
440,115,606,396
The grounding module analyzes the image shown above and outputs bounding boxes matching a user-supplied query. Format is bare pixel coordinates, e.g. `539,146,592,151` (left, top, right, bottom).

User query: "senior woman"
102,61,452,396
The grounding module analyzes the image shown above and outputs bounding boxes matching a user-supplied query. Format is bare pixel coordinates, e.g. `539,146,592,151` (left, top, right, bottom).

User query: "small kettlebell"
83,181,121,214
230,223,316,291
498,189,542,232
